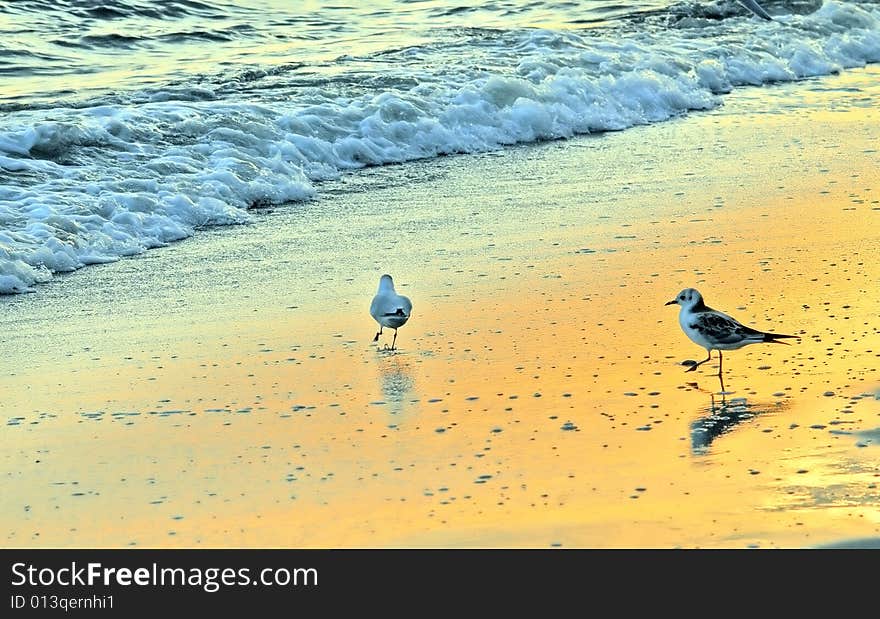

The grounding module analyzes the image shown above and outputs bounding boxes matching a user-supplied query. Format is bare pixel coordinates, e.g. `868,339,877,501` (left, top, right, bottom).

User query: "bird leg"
391,328,398,350
685,350,712,372
373,326,383,342
717,350,723,378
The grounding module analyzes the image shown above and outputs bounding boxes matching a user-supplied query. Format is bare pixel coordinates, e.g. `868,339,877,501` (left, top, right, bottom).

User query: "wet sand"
2,66,879,549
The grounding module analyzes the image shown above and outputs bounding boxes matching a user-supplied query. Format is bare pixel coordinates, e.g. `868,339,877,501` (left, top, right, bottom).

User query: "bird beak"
664,299,677,306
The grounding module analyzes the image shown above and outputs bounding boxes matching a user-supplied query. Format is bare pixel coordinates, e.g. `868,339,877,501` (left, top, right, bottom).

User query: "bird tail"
763,333,798,345
737,0,773,20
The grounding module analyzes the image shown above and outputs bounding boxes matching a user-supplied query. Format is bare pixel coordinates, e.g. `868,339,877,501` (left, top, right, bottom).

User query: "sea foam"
0,0,878,292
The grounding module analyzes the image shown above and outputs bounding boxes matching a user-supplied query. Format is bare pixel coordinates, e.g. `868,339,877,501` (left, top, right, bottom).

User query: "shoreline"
2,66,879,548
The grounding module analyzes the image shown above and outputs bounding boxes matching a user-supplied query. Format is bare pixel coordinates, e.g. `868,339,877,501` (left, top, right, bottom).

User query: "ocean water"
0,0,878,293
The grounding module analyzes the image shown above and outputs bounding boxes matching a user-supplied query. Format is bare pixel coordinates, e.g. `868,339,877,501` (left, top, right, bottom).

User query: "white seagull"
370,274,412,350
665,288,798,376
736,0,773,21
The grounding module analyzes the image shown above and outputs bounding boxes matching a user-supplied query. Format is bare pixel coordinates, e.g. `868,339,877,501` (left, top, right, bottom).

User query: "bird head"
665,288,704,310
378,274,395,291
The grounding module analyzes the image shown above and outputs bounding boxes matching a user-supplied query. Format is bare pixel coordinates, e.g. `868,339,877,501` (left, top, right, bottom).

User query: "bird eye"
679,295,685,300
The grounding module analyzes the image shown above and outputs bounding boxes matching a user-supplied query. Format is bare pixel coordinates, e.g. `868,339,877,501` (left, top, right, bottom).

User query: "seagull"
665,288,798,377
370,274,412,350
735,0,773,21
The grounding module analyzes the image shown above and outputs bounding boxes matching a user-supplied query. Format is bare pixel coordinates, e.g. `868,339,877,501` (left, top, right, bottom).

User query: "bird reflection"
376,350,416,417
691,392,773,455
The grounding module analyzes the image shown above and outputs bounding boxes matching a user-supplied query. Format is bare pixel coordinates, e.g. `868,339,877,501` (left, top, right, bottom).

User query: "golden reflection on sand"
4,210,878,548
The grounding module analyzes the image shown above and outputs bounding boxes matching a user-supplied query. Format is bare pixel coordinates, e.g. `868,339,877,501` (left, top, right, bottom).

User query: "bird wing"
396,294,413,315
369,294,386,320
690,311,763,345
